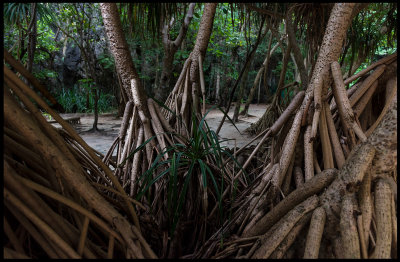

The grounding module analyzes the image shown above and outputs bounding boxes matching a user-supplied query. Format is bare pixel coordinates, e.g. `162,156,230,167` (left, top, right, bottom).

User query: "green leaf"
167,152,181,214
203,161,221,201
198,159,207,188
171,161,195,236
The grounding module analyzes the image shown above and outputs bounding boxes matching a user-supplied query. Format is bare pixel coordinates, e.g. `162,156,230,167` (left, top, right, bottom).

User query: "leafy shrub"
120,105,245,238
56,82,116,113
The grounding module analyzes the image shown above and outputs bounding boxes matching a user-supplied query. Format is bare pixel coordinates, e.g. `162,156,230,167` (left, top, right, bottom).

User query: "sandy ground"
52,104,268,156
204,104,266,148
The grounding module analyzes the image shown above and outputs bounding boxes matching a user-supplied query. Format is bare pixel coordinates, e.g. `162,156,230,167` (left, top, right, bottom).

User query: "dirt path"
53,104,268,156
204,104,266,148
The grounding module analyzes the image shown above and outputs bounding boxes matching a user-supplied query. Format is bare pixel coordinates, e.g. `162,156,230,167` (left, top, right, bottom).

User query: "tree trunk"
215,70,220,104
101,5,220,257
83,43,101,130
216,18,267,133
92,87,99,131
242,34,280,116
286,8,309,90
215,4,359,255
157,3,195,101
247,34,292,134
27,3,37,73
291,53,301,83
232,21,269,121
153,50,160,92
100,3,147,104
232,59,252,122
220,46,239,108
302,3,356,141
188,3,217,91
101,3,156,161
163,3,217,127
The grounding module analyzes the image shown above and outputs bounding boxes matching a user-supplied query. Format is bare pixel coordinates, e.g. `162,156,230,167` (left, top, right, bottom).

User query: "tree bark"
371,179,392,258
286,7,308,91
27,3,37,73
339,193,361,258
243,169,337,237
163,3,217,125
92,87,99,130
157,3,195,101
4,86,154,258
188,3,216,86
232,57,252,122
215,70,220,103
304,207,326,258
100,3,147,106
247,33,292,134
242,31,280,116
308,3,356,141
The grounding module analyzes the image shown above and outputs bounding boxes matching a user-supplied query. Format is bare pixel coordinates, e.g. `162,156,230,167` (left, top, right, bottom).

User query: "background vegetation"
4,3,396,114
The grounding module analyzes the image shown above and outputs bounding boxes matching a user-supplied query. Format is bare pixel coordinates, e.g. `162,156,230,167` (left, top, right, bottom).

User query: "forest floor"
52,103,267,156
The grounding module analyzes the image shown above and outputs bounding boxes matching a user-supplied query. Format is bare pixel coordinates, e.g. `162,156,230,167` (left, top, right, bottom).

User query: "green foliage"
3,3,58,64
97,93,116,113
119,3,183,39
57,82,116,113
3,3,55,27
97,53,114,70
207,3,247,60
57,85,86,113
3,3,397,116
174,49,190,64
34,68,58,80
3,3,31,26
122,106,244,237
41,112,53,121
341,3,397,76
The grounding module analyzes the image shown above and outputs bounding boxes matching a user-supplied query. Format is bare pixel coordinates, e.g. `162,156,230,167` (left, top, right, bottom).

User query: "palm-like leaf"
134,107,246,240
4,3,56,27
4,3,30,26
